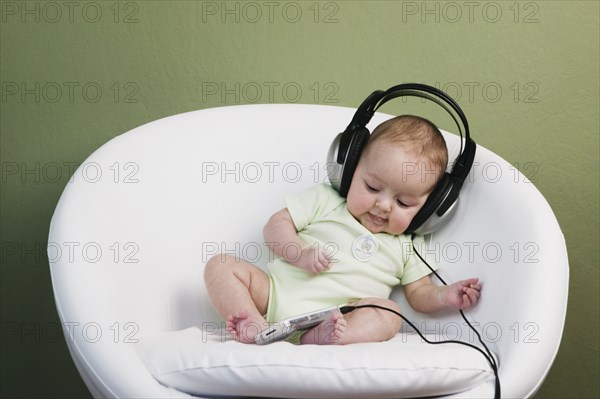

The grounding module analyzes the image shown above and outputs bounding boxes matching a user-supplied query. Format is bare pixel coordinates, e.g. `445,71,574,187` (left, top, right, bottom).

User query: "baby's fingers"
308,258,328,274
468,282,482,292
462,287,480,308
314,250,333,271
311,261,327,273
321,253,333,270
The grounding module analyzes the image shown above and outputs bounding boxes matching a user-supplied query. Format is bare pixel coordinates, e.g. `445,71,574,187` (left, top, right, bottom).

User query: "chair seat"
48,104,568,398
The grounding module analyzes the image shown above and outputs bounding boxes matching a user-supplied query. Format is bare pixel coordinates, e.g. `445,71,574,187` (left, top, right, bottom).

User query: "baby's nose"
375,200,391,212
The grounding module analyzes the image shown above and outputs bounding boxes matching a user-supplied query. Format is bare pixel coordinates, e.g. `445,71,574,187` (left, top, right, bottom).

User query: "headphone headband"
349,83,475,185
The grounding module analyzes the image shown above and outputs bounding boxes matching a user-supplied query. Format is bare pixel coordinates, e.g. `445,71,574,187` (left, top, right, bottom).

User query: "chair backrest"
49,104,568,398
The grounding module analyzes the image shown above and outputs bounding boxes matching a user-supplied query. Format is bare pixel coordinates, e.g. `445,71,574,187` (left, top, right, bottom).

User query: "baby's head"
346,115,448,235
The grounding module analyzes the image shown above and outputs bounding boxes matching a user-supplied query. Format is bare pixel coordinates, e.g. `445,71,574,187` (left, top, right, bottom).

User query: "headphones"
327,83,476,235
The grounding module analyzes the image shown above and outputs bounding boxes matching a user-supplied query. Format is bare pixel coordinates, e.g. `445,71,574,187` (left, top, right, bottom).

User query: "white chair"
48,104,568,398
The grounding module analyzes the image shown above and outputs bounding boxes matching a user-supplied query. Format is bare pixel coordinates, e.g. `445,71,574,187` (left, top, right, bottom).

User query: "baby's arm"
263,208,332,274
403,275,481,314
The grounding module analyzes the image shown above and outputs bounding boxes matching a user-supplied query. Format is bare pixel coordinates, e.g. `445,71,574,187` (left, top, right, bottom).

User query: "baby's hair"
366,115,448,179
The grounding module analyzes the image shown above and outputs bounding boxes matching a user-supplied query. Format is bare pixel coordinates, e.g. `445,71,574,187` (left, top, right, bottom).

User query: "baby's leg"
338,298,402,345
204,254,270,343
299,298,401,345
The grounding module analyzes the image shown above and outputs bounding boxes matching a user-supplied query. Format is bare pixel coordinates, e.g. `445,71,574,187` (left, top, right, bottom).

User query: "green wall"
1,1,598,398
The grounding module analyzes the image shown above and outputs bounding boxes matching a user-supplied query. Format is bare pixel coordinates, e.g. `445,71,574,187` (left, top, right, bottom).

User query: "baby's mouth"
367,213,387,226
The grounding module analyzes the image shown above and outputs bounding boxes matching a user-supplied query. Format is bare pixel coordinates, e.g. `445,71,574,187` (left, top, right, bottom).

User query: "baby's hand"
444,278,481,310
293,246,333,274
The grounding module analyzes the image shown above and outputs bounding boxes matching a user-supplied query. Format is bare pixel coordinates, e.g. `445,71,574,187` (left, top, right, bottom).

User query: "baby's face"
346,140,440,235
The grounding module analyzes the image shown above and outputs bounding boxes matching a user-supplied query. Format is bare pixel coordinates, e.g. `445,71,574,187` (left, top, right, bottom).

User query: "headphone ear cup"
405,173,454,234
339,127,370,197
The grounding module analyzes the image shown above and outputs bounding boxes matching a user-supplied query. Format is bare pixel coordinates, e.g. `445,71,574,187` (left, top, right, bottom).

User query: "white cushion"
135,327,494,398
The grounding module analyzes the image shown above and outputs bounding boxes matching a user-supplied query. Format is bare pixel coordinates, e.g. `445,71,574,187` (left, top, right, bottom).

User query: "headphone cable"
340,236,501,398
340,303,500,399
411,234,500,397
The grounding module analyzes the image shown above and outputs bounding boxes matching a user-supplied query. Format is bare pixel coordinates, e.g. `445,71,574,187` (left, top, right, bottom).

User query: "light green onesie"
265,183,436,323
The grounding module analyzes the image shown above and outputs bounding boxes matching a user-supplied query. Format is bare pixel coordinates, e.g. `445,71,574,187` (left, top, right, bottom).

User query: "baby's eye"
396,199,409,207
365,182,379,192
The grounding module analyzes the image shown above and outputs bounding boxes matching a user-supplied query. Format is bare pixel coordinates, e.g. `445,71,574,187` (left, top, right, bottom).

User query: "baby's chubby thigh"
341,298,402,344
204,253,271,317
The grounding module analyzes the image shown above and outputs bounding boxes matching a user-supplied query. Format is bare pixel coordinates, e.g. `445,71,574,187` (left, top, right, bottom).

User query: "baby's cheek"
391,212,411,234
345,196,362,218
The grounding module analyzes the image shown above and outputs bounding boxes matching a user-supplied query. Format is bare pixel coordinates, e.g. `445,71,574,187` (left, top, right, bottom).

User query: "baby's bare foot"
300,311,346,345
226,309,266,344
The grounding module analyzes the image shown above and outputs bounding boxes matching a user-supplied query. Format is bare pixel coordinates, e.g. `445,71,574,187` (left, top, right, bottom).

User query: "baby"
204,115,481,345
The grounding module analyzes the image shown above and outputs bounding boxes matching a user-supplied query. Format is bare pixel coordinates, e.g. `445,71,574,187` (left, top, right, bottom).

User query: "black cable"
415,234,500,398
339,304,490,358
340,304,499,399
411,234,500,377
338,235,501,398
